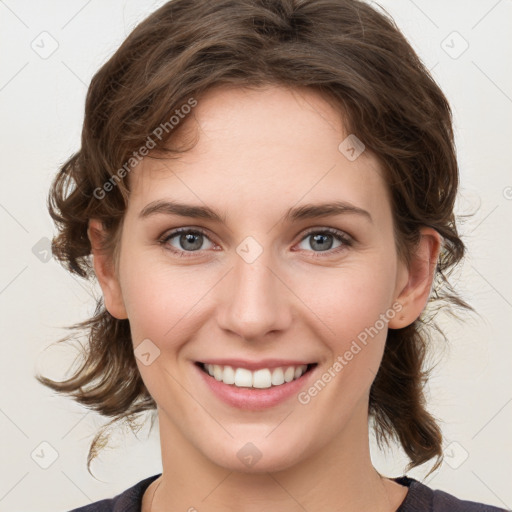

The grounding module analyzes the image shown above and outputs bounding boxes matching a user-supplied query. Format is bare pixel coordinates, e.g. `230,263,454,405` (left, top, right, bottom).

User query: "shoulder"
395,476,508,512
67,474,161,512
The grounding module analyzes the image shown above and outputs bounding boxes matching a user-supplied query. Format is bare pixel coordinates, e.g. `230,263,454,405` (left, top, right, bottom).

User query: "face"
91,85,433,474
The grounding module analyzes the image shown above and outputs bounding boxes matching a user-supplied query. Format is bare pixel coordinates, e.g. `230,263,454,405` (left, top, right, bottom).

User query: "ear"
87,219,128,320
388,227,442,329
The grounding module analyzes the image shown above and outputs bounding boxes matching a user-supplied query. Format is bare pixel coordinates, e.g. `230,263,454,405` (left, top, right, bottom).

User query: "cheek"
118,252,209,345
118,256,212,406
299,257,398,403
307,261,397,344
291,262,397,428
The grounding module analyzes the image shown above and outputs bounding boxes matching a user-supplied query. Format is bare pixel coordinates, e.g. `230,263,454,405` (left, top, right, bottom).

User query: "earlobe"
87,219,128,320
388,228,442,329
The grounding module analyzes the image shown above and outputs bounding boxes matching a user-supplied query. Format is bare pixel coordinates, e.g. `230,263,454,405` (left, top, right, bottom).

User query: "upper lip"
197,359,317,371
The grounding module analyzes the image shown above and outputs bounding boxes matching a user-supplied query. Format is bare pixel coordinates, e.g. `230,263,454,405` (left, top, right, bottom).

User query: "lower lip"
194,363,317,410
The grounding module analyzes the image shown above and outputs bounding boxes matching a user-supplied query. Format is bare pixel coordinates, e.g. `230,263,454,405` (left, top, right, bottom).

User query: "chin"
202,435,311,474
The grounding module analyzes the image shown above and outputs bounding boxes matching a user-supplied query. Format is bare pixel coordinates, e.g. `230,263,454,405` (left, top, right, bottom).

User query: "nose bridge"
217,240,292,341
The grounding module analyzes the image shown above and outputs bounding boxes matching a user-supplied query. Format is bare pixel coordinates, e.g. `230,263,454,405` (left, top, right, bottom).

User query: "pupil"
312,233,332,251
181,232,202,251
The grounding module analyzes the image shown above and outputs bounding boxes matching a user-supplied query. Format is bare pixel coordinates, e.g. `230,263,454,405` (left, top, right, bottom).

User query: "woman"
37,0,507,510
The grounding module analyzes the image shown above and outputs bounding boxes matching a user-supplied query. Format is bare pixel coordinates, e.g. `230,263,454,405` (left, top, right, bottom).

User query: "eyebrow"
138,199,372,224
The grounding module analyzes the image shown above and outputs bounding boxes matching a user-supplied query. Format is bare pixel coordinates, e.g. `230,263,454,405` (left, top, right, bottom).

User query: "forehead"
126,85,390,222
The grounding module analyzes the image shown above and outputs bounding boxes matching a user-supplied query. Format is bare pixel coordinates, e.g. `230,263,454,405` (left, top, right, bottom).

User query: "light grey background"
0,1,511,511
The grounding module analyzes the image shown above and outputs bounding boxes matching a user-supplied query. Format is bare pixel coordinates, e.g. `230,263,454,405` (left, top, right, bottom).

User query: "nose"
216,245,293,342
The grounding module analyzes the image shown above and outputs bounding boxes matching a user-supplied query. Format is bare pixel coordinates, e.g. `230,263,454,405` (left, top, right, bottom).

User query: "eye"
159,226,353,258
160,228,215,256
295,228,352,256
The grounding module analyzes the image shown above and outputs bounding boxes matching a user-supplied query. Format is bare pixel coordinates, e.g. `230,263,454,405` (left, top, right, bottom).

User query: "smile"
197,362,316,389
194,361,318,410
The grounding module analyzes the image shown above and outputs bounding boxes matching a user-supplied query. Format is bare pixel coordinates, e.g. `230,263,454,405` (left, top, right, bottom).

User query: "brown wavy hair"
36,0,472,475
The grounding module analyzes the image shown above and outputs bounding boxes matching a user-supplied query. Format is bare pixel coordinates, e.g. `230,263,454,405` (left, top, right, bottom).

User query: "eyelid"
159,225,353,257
294,226,353,257
299,226,353,243
159,226,218,248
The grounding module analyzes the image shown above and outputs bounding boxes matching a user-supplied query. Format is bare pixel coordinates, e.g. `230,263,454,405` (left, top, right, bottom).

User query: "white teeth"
222,365,235,384
203,363,310,388
213,364,223,381
284,366,295,383
271,367,284,386
234,368,253,387
253,369,272,389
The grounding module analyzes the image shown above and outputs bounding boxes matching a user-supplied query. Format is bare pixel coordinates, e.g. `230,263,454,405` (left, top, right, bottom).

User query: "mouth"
194,361,318,390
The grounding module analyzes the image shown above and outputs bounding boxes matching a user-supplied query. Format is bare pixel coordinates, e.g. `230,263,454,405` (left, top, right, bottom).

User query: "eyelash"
159,227,353,259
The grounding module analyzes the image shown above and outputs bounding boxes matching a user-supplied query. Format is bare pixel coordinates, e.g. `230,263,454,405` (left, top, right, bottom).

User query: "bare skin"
88,85,440,512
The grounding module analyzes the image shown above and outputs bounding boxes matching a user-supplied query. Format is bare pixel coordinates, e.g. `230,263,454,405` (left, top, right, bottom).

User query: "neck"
147,403,407,512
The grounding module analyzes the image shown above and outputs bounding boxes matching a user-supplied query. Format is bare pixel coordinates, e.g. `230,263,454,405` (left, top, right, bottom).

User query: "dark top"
68,474,508,512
